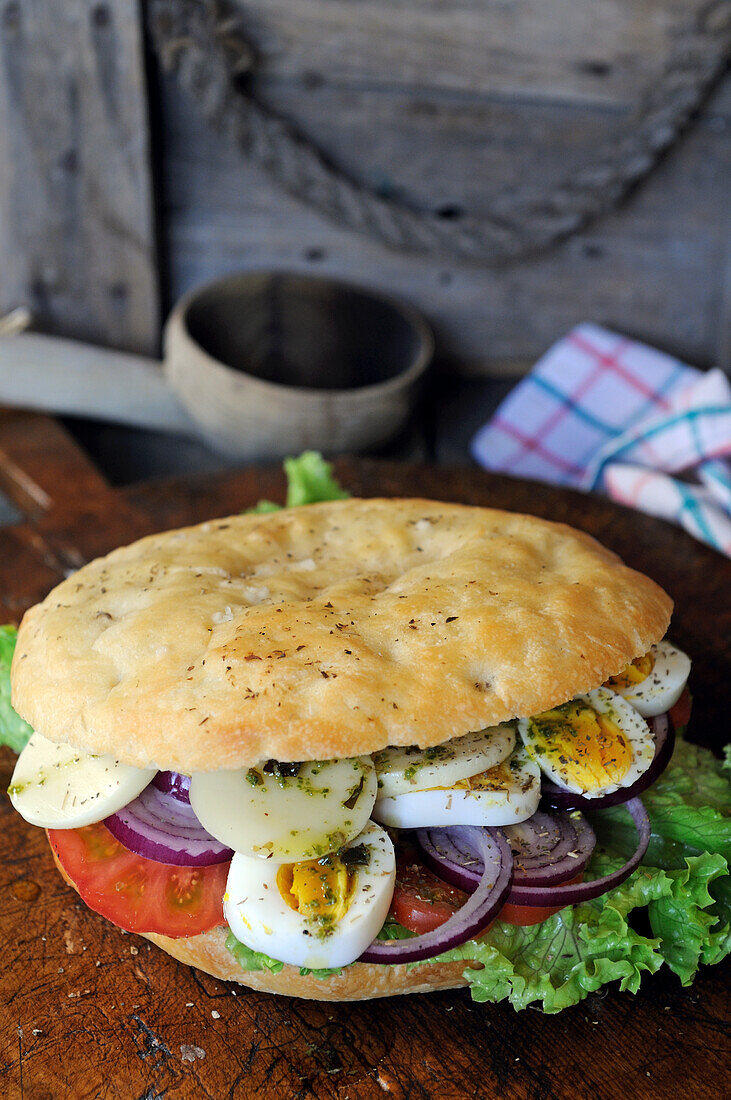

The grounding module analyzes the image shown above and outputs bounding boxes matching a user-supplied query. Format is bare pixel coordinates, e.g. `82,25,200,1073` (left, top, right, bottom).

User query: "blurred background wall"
0,0,729,374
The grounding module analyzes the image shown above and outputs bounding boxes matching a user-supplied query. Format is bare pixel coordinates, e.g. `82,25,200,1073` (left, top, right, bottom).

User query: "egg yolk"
277,853,355,936
527,701,632,789
449,759,515,792
605,652,654,690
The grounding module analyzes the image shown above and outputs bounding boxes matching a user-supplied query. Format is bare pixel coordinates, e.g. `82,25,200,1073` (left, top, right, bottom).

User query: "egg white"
8,731,156,829
371,744,541,828
374,724,515,797
190,755,377,863
518,686,656,799
224,820,395,969
609,640,691,718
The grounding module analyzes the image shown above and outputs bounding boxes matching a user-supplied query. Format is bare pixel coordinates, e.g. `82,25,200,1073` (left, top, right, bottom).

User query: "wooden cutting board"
0,410,728,1100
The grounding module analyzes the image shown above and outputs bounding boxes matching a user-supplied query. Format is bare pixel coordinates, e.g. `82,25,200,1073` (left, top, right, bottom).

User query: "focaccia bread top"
11,499,672,771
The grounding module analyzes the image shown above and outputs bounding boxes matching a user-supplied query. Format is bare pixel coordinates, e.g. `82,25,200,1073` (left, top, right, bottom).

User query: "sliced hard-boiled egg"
371,744,541,829
224,820,395,969
604,640,691,718
374,724,515,798
518,686,655,799
8,731,156,829
190,755,377,864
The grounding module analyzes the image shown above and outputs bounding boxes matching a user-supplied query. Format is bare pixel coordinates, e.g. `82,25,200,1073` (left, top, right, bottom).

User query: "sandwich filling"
9,641,691,971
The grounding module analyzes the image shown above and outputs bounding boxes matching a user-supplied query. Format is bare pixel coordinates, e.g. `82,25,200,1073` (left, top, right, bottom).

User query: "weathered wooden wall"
157,0,731,373
0,1,728,373
0,0,158,354
234,0,700,106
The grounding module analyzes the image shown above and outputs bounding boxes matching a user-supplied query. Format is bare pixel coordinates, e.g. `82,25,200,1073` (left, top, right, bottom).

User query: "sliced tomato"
498,874,583,926
668,686,692,733
390,856,472,934
48,822,228,938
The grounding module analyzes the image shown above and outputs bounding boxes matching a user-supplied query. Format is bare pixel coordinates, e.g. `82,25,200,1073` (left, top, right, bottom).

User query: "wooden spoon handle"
0,333,196,436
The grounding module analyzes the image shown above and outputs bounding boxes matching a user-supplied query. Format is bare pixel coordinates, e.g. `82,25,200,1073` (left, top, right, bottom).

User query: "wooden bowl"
163,272,433,460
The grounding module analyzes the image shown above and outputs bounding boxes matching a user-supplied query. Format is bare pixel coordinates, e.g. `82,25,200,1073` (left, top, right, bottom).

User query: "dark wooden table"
0,410,728,1100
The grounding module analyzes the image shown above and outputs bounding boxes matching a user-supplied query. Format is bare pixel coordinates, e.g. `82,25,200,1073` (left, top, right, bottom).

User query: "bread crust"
143,927,472,1001
12,499,672,771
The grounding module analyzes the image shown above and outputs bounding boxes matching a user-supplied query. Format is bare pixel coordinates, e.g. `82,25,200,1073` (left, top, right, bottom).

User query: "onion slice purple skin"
504,811,596,888
506,797,650,907
105,782,233,867
418,810,595,892
152,771,191,803
417,829,483,892
358,827,513,964
417,797,650,912
539,712,672,812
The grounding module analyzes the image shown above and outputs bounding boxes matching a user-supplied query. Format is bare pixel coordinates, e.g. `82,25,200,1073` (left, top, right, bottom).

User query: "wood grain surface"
235,0,701,108
0,413,728,1099
0,0,159,354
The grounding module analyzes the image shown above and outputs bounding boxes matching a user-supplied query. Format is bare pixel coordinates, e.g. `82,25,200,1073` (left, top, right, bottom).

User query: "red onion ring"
506,797,650,907
152,771,191,803
429,830,485,890
105,782,233,866
504,811,596,887
417,829,483,892
509,812,562,860
358,827,512,964
418,810,595,891
540,712,672,812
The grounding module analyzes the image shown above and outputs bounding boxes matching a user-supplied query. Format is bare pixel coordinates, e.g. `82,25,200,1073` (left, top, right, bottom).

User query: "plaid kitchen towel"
471,324,731,557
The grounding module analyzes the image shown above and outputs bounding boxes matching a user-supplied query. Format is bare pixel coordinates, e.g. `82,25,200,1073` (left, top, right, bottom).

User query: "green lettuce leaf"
249,451,350,513
284,451,350,507
450,737,730,1008
702,873,731,965
440,871,669,1013
232,917,414,981
225,932,343,980
593,737,731,869
299,966,342,978
225,930,284,974
377,918,415,941
0,625,33,752
647,852,728,984
434,853,728,1010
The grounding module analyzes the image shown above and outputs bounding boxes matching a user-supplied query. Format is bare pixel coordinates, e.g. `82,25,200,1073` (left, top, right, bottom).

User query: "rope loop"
148,0,731,265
